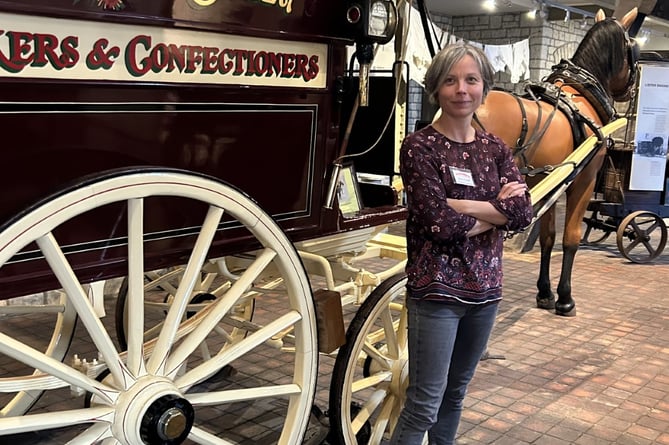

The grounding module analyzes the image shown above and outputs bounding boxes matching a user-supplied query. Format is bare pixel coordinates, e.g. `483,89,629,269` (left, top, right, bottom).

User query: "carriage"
0,1,414,443
0,1,644,444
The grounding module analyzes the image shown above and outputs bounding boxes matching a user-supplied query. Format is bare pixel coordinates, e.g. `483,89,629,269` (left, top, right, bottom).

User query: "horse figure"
474,8,639,316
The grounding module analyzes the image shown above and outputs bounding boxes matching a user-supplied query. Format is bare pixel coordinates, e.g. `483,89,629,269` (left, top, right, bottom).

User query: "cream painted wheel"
328,273,408,444
0,168,318,444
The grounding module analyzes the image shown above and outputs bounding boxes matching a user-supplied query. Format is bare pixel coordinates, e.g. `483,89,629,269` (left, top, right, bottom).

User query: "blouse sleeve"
488,138,534,231
400,134,477,242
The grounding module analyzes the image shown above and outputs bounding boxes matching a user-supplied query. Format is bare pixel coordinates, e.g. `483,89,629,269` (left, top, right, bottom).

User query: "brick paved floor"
455,229,669,445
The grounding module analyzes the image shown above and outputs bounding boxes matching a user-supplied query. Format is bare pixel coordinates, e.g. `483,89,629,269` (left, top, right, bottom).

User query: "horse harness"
486,59,620,182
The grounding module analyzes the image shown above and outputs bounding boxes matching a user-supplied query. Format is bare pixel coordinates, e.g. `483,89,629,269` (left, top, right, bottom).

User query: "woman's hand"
497,181,528,200
467,220,494,237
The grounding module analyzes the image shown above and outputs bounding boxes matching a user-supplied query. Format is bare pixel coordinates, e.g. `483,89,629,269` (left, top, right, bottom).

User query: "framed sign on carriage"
337,163,363,217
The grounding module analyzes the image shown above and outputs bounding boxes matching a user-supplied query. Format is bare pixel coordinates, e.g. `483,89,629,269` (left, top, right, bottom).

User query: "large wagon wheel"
328,273,408,445
0,168,318,444
616,210,668,263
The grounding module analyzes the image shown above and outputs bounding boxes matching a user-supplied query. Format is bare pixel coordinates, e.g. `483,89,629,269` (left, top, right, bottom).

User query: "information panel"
629,64,669,191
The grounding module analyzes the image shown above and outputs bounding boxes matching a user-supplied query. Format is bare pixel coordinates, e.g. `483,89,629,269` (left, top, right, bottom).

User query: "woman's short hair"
424,43,495,105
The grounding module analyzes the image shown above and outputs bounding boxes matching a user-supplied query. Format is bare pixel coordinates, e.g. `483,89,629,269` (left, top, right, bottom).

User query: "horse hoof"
555,303,576,317
536,297,556,310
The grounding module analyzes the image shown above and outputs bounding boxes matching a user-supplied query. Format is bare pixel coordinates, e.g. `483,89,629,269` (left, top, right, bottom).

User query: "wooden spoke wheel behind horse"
475,7,640,316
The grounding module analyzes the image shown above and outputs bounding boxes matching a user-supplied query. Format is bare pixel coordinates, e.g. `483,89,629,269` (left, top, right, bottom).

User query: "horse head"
570,7,639,103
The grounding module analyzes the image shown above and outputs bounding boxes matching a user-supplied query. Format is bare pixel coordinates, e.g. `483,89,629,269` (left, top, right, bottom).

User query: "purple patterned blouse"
401,125,533,305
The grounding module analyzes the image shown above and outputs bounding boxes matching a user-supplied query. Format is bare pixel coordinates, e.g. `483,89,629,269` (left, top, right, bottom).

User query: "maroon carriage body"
0,0,406,298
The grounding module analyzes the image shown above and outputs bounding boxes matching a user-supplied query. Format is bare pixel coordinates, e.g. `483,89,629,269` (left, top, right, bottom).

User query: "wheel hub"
140,394,195,444
112,377,195,445
390,353,409,398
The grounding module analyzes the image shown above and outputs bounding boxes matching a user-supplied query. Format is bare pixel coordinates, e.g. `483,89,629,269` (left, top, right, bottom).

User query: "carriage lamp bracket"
355,43,375,106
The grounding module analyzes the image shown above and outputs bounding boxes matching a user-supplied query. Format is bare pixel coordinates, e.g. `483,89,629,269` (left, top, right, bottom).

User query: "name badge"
449,166,475,186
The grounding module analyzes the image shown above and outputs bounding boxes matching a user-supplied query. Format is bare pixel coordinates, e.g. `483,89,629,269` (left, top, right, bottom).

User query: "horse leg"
555,243,577,316
555,168,602,317
536,205,556,310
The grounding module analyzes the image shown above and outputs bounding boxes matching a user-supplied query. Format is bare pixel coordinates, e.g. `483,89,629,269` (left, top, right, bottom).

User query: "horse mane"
570,19,628,93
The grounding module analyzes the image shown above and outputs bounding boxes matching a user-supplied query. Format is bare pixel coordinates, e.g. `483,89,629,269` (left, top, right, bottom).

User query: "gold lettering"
258,0,293,14
192,0,291,14
278,0,292,13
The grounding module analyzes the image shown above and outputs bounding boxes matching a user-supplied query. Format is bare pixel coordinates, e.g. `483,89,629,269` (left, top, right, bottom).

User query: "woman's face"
436,54,484,120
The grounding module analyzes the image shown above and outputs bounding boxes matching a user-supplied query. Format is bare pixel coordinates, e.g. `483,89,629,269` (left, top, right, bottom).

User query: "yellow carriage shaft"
529,117,628,206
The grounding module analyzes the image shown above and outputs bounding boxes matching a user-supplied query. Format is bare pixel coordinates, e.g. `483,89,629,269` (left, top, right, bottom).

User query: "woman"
390,44,533,445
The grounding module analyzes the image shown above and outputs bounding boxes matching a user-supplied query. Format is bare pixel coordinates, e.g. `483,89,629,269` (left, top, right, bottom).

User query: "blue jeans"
389,298,499,445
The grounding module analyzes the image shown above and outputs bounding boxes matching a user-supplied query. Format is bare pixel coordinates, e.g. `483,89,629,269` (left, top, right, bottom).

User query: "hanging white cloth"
511,39,530,83
484,43,514,74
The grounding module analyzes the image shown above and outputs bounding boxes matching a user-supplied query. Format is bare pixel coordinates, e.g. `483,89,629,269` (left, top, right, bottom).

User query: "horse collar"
546,59,616,123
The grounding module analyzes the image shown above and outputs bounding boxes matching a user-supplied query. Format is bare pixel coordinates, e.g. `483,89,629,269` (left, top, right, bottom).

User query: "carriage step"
366,232,407,260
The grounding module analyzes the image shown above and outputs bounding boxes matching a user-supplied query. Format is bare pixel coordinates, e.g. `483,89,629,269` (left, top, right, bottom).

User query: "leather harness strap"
513,93,529,149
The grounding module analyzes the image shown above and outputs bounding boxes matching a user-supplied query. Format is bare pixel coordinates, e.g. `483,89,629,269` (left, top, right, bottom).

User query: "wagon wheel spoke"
68,421,115,444
378,305,400,358
352,388,388,428
36,233,130,387
126,198,146,376
176,309,301,389
0,406,113,436
369,393,397,444
623,221,650,252
146,206,224,376
146,268,184,296
188,425,236,444
114,265,242,352
187,380,303,406
166,247,276,377
0,330,119,404
580,209,611,245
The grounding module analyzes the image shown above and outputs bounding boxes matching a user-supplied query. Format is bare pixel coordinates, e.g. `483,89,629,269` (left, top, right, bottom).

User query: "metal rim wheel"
616,210,668,263
581,209,611,245
328,273,408,445
0,290,77,416
0,168,318,444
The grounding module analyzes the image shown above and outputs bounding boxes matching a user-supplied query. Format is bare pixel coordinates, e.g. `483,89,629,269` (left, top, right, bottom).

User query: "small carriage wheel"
581,209,612,245
328,273,408,445
616,210,668,263
0,168,318,444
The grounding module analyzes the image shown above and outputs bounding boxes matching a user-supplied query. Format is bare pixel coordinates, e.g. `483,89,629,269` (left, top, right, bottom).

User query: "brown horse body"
475,8,638,316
